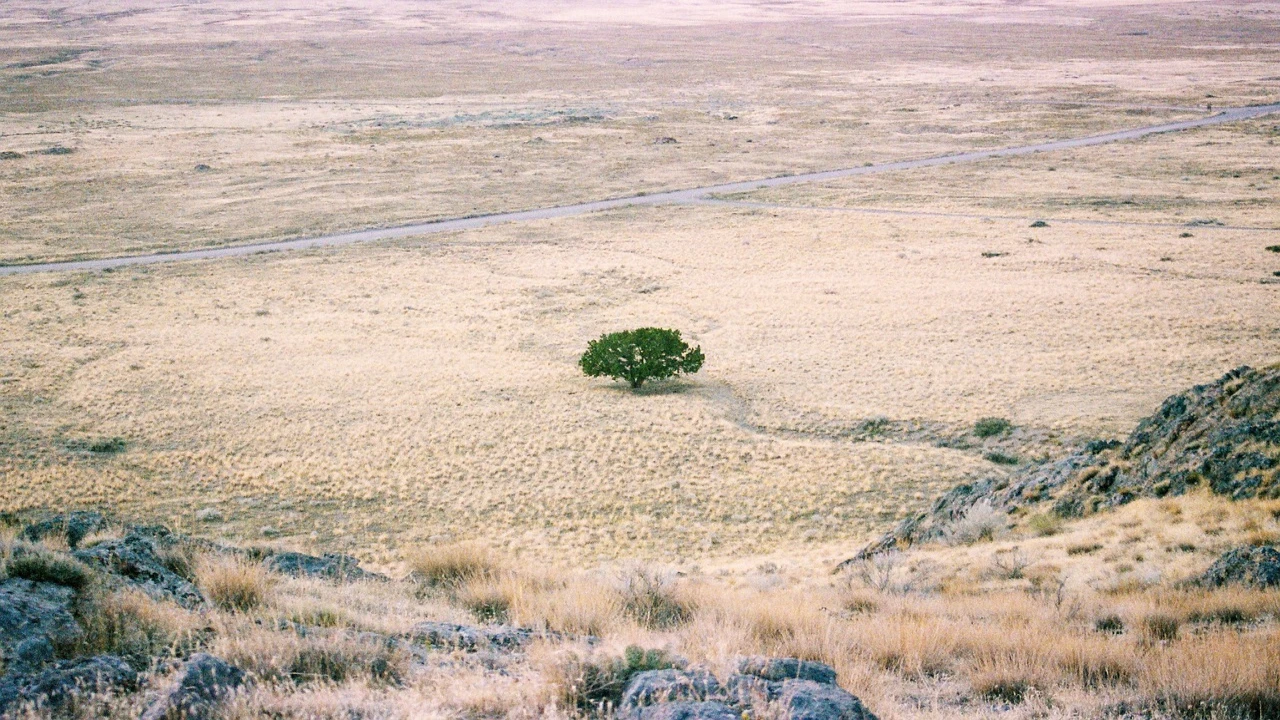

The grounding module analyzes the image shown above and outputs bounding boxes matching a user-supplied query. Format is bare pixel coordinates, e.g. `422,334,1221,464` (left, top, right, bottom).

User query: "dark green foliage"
973,417,1013,438
0,151,22,160
1094,614,1125,634
984,451,1021,465
564,645,679,712
580,328,704,389
1029,220,1049,228
1267,245,1280,253
6,547,92,590
88,437,127,454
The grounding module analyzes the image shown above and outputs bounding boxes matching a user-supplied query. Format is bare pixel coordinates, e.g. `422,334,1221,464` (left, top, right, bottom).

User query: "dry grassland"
3,0,1278,262
5,492,1278,719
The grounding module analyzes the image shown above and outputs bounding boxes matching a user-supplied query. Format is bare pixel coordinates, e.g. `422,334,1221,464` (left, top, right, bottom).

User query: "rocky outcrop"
140,654,248,720
264,551,384,582
620,658,878,720
72,532,204,608
842,365,1280,565
0,578,82,655
21,511,109,549
1194,545,1280,589
0,655,137,715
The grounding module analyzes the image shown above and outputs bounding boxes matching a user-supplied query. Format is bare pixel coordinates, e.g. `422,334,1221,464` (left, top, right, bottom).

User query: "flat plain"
2,2,1280,717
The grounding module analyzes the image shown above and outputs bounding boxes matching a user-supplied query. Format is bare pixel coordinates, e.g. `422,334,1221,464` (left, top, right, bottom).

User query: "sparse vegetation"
5,543,92,589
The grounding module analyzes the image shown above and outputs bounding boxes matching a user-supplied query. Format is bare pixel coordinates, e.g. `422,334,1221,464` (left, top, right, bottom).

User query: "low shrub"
75,589,202,665
1027,513,1064,537
973,417,1013,438
5,544,92,589
984,451,1021,465
617,567,694,629
1143,614,1181,642
553,645,679,712
88,437,128,454
1094,614,1125,634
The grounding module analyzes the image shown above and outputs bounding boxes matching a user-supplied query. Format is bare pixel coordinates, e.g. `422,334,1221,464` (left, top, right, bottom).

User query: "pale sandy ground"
4,0,1278,262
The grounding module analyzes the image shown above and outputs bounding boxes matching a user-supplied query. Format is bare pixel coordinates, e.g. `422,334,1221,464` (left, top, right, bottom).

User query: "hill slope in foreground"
1,367,1278,719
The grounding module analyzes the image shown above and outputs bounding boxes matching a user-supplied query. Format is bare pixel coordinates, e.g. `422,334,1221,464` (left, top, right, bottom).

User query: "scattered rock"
0,577,82,653
72,532,204,608
622,669,721,710
654,137,679,144
38,145,75,156
193,163,212,172
635,701,739,720
140,653,247,720
0,655,136,715
777,679,878,720
264,550,382,582
403,621,538,651
1195,545,1280,589
737,657,837,685
22,511,109,548
723,673,777,705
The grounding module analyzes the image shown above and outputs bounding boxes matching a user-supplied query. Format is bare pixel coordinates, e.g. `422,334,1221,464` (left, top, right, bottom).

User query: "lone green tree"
580,328,705,389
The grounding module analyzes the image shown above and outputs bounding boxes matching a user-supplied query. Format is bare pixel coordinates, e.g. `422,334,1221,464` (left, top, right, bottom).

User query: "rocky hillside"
844,364,1279,564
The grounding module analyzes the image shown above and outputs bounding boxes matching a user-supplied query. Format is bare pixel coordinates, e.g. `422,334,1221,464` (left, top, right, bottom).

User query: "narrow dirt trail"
4,102,1277,276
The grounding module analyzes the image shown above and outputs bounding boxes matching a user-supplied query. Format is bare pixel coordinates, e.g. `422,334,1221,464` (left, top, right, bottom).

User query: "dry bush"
406,543,502,591
197,556,273,612
4,542,92,589
617,566,695,630
944,501,1006,546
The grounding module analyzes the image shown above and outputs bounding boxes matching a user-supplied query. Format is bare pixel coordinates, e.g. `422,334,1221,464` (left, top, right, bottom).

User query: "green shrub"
984,451,1021,465
580,328,704,389
6,546,92,589
1027,513,1064,537
973,417,1013,438
1266,245,1280,253
1030,220,1049,228
558,645,679,712
1094,614,1125,634
1142,613,1180,642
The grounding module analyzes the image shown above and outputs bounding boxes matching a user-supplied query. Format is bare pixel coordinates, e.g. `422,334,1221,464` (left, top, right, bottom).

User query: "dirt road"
3,102,1278,276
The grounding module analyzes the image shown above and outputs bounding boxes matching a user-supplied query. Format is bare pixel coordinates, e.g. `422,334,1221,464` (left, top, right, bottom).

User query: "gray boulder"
264,551,383,582
22,511,108,549
72,533,203,608
9,636,56,674
777,679,878,720
635,701,739,720
140,653,248,720
1195,545,1280,588
738,657,837,685
0,655,137,715
621,669,721,710
0,577,82,653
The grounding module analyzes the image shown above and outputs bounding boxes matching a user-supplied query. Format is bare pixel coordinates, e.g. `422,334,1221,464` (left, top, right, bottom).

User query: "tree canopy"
579,328,705,389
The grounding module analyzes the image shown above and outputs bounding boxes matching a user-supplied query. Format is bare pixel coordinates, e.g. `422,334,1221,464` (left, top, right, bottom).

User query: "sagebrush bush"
75,589,202,665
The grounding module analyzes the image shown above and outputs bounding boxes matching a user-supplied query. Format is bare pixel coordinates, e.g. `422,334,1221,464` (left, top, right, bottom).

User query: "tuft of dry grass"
197,556,274,613
406,543,503,591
